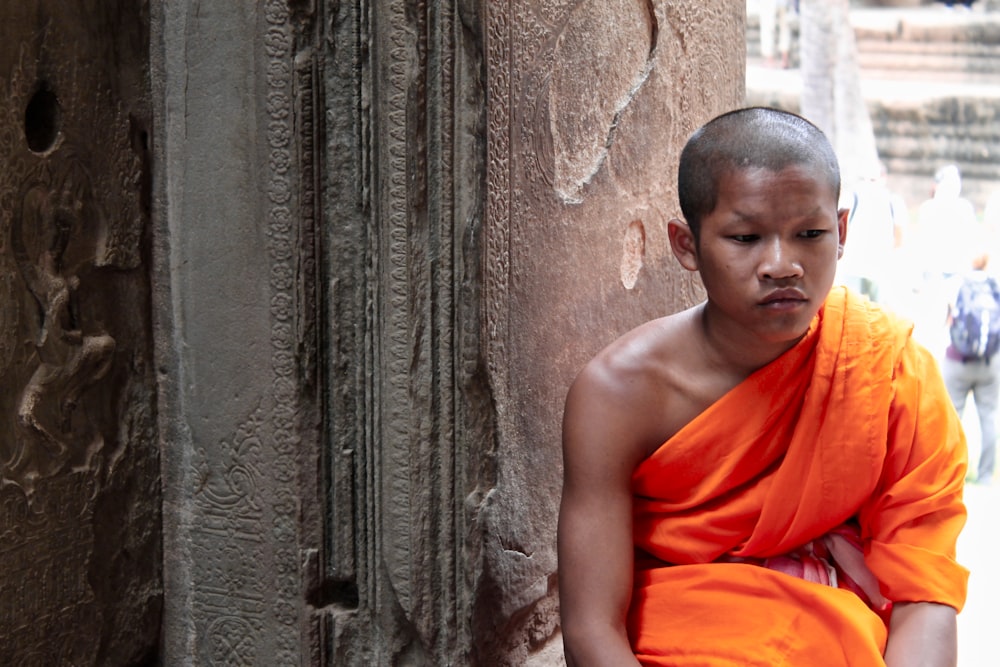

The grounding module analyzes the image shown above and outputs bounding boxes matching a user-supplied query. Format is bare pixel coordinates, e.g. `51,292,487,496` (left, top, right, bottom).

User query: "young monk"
557,107,968,666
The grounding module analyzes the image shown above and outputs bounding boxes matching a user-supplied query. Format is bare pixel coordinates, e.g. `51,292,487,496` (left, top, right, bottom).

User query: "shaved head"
677,107,841,240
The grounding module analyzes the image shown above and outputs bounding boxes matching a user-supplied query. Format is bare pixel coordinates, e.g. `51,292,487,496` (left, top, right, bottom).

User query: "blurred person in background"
943,249,1000,486
909,164,979,350
835,161,908,305
917,165,978,280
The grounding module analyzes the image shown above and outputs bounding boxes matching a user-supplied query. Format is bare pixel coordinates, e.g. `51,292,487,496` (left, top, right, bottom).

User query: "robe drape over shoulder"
628,286,969,666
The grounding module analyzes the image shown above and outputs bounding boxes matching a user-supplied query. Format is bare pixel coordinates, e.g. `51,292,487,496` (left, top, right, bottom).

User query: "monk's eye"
800,229,825,239
729,234,759,243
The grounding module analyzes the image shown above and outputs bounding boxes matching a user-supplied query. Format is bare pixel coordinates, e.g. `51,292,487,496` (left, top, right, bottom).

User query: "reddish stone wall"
479,1,745,662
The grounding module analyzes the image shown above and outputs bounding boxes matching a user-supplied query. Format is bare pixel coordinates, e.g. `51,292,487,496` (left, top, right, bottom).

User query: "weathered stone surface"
549,0,657,203
478,1,744,663
0,1,159,664
155,1,318,664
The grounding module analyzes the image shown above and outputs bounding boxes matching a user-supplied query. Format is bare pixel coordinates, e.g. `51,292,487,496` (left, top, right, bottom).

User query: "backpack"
949,275,1000,361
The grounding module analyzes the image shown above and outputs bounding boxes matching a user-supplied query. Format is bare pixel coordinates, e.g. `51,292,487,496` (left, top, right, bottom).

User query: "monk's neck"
697,303,806,378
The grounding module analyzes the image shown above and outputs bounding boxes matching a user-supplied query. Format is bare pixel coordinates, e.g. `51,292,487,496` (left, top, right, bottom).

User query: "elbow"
560,618,594,667
560,616,635,666
560,619,583,666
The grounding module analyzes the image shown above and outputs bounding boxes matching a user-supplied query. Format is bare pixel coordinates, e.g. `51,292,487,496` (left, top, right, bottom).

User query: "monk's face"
678,163,848,347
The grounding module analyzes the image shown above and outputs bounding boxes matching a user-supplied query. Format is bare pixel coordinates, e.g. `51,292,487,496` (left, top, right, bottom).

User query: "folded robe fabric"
628,286,969,666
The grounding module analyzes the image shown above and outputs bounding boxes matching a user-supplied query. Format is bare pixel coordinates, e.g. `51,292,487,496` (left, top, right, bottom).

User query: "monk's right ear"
668,218,699,272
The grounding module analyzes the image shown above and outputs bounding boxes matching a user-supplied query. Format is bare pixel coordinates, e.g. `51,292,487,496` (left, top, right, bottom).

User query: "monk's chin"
752,318,814,346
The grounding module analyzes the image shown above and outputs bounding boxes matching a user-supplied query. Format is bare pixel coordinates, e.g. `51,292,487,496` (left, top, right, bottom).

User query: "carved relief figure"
4,173,115,486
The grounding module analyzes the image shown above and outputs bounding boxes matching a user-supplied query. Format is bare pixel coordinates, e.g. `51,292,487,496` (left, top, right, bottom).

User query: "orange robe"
628,286,969,666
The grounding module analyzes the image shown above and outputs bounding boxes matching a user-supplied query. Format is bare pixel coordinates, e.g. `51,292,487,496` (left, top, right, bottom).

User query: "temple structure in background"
748,0,1000,211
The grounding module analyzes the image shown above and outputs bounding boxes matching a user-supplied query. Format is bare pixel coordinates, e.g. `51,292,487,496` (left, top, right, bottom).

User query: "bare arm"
558,364,649,667
883,602,957,667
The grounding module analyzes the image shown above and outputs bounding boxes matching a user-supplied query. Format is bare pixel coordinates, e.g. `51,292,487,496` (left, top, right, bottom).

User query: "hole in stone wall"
24,85,61,154
309,577,360,611
329,580,359,609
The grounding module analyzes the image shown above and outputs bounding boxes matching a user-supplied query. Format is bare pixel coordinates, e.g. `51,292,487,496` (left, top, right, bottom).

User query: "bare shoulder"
563,306,701,470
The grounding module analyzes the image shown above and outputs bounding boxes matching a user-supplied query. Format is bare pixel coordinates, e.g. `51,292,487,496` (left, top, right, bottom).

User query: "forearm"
883,602,957,667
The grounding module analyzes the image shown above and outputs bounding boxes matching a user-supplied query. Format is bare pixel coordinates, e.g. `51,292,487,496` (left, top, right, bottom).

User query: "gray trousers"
943,355,1000,482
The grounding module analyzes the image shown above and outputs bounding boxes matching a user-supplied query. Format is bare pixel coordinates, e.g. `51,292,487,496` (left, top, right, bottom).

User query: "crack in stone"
551,0,660,203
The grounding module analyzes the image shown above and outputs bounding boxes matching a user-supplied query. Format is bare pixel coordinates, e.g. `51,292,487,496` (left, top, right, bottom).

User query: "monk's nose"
759,240,803,281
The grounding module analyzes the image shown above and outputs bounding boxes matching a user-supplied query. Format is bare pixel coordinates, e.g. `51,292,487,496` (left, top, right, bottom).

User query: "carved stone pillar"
318,0,489,663
0,2,159,664
155,1,323,664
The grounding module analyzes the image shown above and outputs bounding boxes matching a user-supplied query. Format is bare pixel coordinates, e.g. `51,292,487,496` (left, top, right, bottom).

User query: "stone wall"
478,1,744,663
0,2,160,664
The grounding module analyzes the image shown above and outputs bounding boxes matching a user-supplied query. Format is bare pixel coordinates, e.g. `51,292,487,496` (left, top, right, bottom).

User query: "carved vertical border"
379,0,417,625
384,0,423,632
373,0,467,659
484,0,512,409
317,0,480,661
291,4,327,664
262,0,305,664
430,2,461,656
